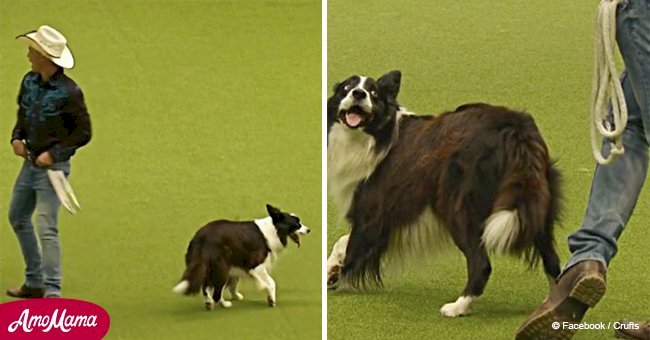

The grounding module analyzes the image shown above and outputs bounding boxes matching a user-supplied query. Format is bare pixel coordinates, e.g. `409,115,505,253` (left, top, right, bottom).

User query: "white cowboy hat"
16,25,74,69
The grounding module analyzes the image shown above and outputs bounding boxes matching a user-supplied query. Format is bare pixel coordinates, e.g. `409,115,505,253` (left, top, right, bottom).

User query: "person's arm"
48,85,92,163
10,80,27,144
11,79,28,158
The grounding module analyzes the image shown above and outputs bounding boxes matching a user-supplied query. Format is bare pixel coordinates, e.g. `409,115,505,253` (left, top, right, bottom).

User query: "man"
7,25,91,299
516,1,649,339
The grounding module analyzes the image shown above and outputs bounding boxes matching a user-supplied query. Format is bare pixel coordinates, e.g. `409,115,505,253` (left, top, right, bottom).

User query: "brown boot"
615,320,650,340
515,260,606,339
6,284,45,299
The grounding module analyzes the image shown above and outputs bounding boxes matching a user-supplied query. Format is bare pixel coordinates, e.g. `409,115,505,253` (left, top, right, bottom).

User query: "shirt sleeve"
10,78,27,143
49,84,92,162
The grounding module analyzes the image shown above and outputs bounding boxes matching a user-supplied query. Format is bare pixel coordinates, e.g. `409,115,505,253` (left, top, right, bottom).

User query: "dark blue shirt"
11,69,92,163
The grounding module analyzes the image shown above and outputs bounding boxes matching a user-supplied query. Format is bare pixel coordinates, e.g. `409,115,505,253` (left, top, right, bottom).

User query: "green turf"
0,1,321,339
328,1,650,339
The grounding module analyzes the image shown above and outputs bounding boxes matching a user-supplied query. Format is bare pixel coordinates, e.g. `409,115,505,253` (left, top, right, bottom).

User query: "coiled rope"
591,0,627,165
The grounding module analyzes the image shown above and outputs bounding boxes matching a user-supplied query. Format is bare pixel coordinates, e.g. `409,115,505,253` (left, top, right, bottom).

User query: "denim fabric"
564,0,650,273
8,160,70,296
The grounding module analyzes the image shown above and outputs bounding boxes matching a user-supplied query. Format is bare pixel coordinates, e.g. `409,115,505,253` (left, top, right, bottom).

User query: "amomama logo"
0,298,110,339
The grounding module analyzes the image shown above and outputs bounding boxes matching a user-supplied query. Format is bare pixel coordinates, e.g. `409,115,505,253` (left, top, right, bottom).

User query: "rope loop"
591,0,627,165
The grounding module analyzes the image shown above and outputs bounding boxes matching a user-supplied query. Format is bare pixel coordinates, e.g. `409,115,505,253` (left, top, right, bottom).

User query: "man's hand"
35,151,53,167
11,140,28,159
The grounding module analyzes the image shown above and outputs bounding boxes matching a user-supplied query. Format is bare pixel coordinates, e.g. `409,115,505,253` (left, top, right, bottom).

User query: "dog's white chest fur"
253,217,285,269
327,125,388,220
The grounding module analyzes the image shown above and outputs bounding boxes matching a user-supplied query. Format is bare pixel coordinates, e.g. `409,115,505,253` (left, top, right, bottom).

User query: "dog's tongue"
345,113,363,127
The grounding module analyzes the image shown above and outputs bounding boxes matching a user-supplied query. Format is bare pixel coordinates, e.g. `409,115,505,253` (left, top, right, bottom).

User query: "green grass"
0,1,321,339
328,1,650,339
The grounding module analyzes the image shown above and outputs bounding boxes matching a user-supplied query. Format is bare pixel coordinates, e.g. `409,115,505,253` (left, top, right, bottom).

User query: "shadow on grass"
329,281,539,321
166,295,320,321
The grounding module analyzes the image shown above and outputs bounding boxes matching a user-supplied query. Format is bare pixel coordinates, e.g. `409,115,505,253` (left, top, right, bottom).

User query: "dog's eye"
343,84,352,92
370,90,378,98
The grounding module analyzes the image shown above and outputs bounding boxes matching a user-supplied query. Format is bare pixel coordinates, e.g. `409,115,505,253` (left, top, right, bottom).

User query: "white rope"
590,0,627,165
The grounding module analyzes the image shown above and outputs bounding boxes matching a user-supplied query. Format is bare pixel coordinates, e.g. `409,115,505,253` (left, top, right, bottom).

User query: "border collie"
326,71,562,317
173,204,310,309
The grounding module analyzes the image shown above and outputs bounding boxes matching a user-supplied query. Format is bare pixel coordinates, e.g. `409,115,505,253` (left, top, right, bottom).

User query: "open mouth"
338,105,370,129
289,225,310,247
289,232,301,247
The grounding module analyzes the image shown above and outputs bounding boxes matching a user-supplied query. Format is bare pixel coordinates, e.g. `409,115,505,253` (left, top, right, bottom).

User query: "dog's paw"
440,301,471,317
219,300,233,308
440,296,474,317
204,301,215,311
267,297,276,308
232,292,244,301
327,266,341,290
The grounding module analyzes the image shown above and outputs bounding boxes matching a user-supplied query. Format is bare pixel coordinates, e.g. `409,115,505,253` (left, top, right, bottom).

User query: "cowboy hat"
16,25,74,69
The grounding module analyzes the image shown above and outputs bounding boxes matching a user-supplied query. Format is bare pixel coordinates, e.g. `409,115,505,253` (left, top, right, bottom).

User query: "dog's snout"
297,224,310,234
352,89,366,100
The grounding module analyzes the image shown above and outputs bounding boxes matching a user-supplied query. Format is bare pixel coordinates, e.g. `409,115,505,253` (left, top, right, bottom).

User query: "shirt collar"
37,68,64,88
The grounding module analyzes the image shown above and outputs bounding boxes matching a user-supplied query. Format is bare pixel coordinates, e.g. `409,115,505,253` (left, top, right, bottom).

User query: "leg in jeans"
8,161,42,289
8,161,69,296
565,0,650,273
33,163,68,297
617,0,650,145
565,71,649,273
516,2,650,338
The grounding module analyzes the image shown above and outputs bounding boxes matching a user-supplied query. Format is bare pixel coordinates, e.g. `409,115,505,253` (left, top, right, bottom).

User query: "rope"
590,0,627,165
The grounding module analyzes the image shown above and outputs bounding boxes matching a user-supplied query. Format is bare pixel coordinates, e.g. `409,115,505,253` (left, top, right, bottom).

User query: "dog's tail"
172,239,208,296
481,118,562,266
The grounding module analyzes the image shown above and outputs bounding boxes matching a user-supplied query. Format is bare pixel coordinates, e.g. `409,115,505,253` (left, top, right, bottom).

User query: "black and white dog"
173,204,310,309
326,71,562,317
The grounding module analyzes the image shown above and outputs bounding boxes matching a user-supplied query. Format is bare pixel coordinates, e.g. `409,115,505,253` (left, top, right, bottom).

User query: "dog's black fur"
327,71,562,311
174,204,306,307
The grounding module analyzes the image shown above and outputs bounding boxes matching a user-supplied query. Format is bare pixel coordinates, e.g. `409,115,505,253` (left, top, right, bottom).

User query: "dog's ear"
331,82,341,93
327,92,339,131
377,70,402,99
266,204,283,222
327,82,344,132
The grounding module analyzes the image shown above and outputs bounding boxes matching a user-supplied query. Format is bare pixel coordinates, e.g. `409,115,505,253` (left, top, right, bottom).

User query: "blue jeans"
564,0,650,273
8,160,70,296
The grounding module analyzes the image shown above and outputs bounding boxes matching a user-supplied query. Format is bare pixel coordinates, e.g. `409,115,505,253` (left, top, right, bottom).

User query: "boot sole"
613,325,648,340
613,329,634,339
6,291,44,299
569,274,606,307
515,274,606,340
